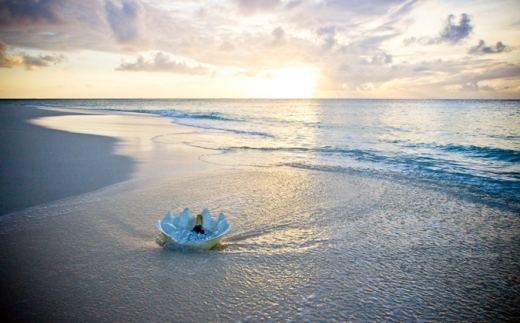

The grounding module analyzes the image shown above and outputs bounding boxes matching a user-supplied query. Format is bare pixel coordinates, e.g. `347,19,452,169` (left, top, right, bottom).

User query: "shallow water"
1,167,518,322
5,99,520,202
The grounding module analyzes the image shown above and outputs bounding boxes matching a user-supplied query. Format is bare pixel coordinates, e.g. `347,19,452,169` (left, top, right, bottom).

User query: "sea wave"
200,143,520,202
438,144,520,162
389,140,520,163
150,110,276,138
282,160,520,205
151,109,239,122
23,103,65,109
228,144,519,169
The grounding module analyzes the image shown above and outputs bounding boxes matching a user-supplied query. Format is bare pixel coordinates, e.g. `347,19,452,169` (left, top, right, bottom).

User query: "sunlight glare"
261,67,316,98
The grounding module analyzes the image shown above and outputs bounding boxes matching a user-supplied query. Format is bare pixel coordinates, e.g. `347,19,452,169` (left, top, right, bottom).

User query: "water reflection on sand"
3,166,517,322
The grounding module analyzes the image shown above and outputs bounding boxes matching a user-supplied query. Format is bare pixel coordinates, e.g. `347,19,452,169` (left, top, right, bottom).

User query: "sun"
260,67,316,98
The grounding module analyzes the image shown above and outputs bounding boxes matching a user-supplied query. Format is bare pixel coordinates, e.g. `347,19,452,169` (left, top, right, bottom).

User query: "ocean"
1,99,519,322
14,98,520,207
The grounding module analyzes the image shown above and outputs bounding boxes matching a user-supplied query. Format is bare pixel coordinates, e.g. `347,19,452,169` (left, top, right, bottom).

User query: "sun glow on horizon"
256,67,317,98
1,0,519,99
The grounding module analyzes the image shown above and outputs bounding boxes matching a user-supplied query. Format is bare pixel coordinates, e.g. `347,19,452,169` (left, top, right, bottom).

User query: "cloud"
402,37,416,46
318,55,520,95
317,26,336,50
105,0,147,45
0,39,65,70
0,0,518,98
389,0,420,19
269,27,286,47
458,62,520,86
404,13,473,46
438,13,473,44
461,82,495,92
0,0,176,53
0,0,65,26
219,41,235,52
115,52,209,75
285,0,303,10
235,69,259,78
0,40,22,67
0,0,415,61
236,0,281,14
325,0,408,16
342,34,399,55
361,53,393,65
468,40,513,55
234,0,306,15
22,53,66,70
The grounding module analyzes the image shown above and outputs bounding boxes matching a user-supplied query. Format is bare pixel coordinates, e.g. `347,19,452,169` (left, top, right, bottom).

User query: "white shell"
201,208,217,234
216,213,229,233
173,207,195,229
157,208,231,250
161,221,177,237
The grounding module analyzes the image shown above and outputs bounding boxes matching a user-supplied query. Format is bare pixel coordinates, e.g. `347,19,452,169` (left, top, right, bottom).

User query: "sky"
0,0,519,99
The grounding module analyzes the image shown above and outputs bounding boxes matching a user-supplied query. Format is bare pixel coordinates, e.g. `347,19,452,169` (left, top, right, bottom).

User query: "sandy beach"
1,106,223,321
0,106,137,216
1,106,518,322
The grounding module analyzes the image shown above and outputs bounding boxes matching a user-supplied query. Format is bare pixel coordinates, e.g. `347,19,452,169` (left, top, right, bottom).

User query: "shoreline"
0,105,136,216
0,105,219,216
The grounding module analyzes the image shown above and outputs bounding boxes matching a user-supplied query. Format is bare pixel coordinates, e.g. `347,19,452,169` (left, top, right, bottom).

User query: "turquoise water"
10,99,520,206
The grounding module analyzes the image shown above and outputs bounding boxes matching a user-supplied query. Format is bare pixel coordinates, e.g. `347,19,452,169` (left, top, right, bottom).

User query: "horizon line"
1,97,519,101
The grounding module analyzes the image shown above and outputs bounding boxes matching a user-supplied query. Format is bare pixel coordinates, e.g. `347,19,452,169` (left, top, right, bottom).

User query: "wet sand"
0,105,136,216
1,107,519,322
0,106,223,321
